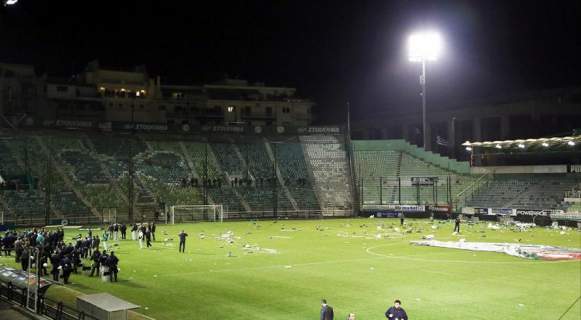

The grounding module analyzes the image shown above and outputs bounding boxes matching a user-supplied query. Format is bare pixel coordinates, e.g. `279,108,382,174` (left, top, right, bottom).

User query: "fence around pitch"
3,208,354,227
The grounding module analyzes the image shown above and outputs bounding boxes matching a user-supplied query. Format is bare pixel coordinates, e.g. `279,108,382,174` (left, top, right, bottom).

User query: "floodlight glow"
408,31,443,62
542,142,549,147
465,147,472,151
518,144,525,149
495,144,502,149
227,106,234,113
5,0,18,5
567,141,575,146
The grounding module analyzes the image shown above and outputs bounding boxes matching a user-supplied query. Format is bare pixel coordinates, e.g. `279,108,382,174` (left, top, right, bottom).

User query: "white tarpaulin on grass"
411,240,581,261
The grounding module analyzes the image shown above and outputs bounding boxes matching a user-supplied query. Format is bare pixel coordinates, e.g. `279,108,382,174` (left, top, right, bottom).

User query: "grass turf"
1,218,580,320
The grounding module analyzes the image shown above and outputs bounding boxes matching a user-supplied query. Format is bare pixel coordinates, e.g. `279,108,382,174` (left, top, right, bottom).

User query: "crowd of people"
0,227,119,284
0,221,169,286
179,176,311,189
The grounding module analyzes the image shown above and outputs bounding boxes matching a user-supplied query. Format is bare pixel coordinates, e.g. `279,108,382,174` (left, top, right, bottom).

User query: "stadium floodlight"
542,142,549,147
495,144,502,149
408,30,443,151
408,31,443,62
465,146,472,151
518,144,525,149
4,0,18,6
567,141,575,146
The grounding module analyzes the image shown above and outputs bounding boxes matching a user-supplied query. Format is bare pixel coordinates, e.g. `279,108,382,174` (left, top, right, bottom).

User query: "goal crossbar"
169,204,224,224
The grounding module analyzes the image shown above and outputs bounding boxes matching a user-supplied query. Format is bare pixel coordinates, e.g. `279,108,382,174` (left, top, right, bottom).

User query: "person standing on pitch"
454,215,461,233
145,226,152,248
131,223,138,240
151,222,156,241
320,299,334,320
178,230,188,253
107,251,119,282
385,299,408,320
138,227,144,249
120,223,127,240
399,212,405,226
90,248,101,277
113,223,119,241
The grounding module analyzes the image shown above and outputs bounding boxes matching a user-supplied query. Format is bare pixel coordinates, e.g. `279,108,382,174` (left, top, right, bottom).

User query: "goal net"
169,204,224,224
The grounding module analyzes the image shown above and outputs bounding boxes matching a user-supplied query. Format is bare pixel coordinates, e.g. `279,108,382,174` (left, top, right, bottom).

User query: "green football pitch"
1,218,580,320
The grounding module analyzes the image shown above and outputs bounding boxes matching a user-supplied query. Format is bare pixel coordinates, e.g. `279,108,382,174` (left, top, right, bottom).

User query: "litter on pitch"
411,240,581,261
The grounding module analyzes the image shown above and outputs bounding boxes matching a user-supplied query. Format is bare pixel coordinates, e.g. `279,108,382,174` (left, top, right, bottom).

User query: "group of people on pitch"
0,227,119,284
321,298,408,320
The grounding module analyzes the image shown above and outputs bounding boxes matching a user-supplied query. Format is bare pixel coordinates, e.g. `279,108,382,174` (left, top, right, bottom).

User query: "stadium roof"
462,135,581,149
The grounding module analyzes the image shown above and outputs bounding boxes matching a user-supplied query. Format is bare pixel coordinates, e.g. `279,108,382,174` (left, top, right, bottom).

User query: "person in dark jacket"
21,247,30,271
454,216,461,233
145,228,152,248
90,249,101,277
320,299,334,320
385,299,408,320
120,224,127,240
107,251,119,282
61,256,72,284
150,223,156,241
50,252,60,281
178,230,188,253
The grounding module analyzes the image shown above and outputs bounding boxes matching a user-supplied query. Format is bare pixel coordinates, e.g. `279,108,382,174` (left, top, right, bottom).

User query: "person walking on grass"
107,251,119,282
385,299,408,320
120,223,127,240
178,230,188,253
454,215,461,233
131,223,138,240
138,227,144,249
90,248,101,277
145,227,152,248
320,299,334,320
102,230,109,251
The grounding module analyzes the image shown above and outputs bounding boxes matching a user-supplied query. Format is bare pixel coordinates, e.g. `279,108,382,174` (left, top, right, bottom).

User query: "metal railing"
0,283,98,320
453,173,492,210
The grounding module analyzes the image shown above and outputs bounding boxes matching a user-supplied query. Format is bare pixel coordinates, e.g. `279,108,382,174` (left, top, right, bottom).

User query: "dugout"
0,265,53,296
77,293,139,320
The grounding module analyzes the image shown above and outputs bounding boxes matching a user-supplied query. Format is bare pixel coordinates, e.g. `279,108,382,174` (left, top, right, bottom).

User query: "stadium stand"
301,135,353,214
275,142,320,212
466,173,581,210
353,140,475,206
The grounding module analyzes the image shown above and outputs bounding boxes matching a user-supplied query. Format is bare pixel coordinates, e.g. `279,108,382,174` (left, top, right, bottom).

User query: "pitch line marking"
365,243,581,265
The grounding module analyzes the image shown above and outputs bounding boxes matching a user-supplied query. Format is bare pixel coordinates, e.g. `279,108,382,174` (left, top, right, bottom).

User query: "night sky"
1,0,580,124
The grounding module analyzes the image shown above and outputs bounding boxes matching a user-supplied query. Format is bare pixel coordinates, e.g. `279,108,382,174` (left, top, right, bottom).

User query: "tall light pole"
408,31,443,151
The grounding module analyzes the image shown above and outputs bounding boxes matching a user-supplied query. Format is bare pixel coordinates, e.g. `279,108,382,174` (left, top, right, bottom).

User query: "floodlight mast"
408,31,442,151
3,0,19,7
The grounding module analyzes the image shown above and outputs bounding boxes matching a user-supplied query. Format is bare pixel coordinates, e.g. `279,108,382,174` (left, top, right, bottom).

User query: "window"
227,106,235,113
266,107,272,115
244,106,251,115
282,107,291,114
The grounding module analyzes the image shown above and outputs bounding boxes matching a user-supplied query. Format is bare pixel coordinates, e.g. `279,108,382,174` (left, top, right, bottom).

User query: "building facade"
0,60,315,130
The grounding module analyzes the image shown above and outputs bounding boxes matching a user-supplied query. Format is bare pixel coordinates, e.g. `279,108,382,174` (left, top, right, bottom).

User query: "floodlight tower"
3,0,18,7
408,31,443,151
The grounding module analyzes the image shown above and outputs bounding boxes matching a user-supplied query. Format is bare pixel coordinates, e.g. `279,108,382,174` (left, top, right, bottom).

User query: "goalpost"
169,204,224,224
